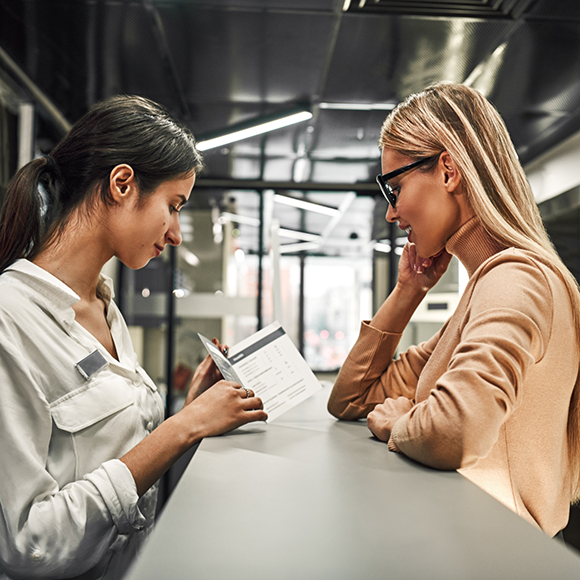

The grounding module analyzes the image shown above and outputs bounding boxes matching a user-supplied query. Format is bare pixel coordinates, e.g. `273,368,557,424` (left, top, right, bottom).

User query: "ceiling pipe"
142,0,191,119
0,44,71,135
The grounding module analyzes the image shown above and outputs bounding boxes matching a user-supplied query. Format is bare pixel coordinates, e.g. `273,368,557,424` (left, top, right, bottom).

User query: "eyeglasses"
376,154,440,207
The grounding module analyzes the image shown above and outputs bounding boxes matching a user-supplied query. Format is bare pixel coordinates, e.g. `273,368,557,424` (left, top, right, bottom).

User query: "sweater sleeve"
390,257,553,470
0,334,146,579
327,320,445,420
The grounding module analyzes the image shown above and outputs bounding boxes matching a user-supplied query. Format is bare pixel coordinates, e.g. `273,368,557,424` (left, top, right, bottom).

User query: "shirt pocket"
50,378,136,480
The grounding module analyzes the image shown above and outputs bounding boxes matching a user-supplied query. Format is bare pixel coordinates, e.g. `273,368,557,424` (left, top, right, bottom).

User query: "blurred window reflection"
303,257,372,371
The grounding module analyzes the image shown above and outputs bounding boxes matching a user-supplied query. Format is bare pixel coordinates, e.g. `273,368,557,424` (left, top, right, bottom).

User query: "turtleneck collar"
445,216,506,277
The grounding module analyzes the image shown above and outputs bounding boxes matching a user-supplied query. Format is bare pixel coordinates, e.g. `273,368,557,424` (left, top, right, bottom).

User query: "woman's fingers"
234,384,255,399
211,337,229,357
233,384,266,412
189,381,268,437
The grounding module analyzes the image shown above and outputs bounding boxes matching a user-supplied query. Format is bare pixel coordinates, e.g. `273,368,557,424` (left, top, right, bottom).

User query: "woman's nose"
166,214,182,246
386,203,399,223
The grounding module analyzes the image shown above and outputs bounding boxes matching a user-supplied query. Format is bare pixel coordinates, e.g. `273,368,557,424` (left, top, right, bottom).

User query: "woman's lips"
154,244,163,257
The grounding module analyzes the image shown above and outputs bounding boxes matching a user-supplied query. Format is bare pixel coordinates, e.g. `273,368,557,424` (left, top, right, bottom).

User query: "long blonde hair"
380,82,580,501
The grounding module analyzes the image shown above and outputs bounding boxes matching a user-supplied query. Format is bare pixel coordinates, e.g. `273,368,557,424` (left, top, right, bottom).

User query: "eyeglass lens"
376,175,397,206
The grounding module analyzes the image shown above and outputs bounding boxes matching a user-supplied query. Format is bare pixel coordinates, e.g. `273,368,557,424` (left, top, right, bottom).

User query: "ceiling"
1,0,580,256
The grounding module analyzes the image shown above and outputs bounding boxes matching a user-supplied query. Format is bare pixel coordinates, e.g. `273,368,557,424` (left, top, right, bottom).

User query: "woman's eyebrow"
176,195,189,208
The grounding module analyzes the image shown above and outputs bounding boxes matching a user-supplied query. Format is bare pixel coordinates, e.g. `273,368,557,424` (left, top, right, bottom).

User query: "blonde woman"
328,82,580,537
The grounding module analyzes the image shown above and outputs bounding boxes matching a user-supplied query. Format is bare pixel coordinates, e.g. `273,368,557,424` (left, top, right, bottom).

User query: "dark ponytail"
0,159,45,273
0,95,203,273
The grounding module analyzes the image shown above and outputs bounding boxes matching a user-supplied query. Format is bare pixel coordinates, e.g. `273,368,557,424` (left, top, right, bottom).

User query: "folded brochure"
198,321,322,421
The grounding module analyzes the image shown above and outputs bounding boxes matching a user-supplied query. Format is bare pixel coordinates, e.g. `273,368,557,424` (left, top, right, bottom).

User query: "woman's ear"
109,164,136,204
439,152,462,193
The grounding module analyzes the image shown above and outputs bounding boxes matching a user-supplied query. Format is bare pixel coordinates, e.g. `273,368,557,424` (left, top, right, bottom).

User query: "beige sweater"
328,217,579,536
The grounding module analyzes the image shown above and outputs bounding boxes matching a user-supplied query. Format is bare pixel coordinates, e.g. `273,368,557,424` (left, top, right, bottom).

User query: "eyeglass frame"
376,154,440,207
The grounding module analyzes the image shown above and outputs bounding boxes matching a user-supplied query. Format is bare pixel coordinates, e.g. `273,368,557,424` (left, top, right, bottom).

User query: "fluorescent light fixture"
197,107,313,151
274,194,341,217
279,241,322,254
219,212,261,227
319,102,397,111
278,228,323,243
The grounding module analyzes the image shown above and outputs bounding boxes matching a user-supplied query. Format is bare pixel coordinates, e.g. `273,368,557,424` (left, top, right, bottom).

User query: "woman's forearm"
120,412,201,497
370,282,427,333
328,283,426,420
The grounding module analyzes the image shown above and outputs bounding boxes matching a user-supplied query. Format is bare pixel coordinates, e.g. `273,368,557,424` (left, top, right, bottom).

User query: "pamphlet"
198,321,322,421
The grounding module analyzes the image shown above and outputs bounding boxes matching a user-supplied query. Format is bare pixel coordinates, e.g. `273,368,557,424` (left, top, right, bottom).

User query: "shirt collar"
4,259,116,327
445,216,507,278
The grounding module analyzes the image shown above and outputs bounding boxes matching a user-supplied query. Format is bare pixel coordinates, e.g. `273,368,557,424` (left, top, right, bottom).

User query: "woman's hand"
397,243,453,293
185,338,228,405
367,397,414,442
182,380,268,438
121,380,267,497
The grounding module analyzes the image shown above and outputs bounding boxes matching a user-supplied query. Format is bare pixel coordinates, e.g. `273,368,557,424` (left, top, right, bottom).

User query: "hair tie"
44,154,59,177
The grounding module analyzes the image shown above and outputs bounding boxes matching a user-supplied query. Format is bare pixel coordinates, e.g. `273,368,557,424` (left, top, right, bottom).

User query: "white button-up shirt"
0,260,165,580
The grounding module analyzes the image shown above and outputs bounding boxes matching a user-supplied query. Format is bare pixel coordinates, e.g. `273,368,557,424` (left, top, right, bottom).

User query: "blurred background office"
1,0,580,546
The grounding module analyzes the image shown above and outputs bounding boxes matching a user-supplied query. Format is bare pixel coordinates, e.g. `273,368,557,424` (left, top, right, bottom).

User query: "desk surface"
127,386,580,579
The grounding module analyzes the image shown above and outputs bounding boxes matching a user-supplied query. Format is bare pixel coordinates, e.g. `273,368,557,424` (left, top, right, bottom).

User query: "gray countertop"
126,385,580,579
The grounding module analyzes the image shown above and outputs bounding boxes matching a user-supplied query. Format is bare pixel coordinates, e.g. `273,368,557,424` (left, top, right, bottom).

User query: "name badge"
75,350,108,380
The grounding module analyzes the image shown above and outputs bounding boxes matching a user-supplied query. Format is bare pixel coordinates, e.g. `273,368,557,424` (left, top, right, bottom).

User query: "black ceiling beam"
194,155,578,199
194,178,377,194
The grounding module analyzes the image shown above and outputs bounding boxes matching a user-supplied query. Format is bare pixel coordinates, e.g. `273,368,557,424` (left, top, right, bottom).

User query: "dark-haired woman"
0,95,267,580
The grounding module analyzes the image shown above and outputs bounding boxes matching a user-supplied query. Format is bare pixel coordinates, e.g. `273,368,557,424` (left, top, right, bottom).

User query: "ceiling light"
319,102,397,111
197,107,312,151
278,228,323,243
279,242,322,254
234,248,245,263
274,194,341,216
220,212,261,227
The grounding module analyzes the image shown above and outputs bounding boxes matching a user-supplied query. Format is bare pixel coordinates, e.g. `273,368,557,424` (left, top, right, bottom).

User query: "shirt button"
30,550,43,562
146,421,154,432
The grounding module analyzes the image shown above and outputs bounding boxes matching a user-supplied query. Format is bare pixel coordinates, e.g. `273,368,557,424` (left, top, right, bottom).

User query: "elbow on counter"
394,431,485,472
326,392,368,421
327,396,346,420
